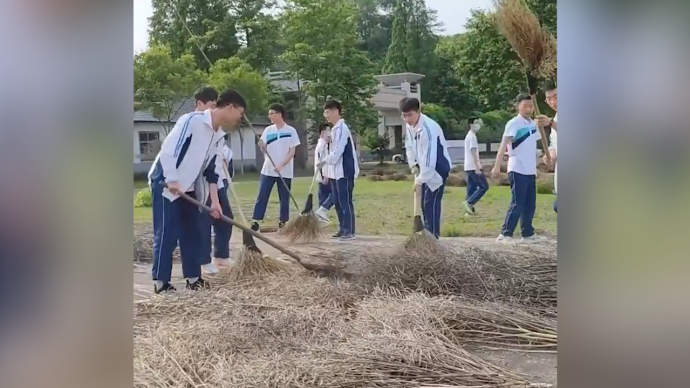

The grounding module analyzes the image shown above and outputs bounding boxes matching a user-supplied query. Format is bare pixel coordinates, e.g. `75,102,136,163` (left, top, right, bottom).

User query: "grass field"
134,166,557,238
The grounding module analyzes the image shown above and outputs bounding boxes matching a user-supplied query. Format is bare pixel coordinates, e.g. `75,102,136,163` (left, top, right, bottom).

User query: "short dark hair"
399,97,421,113
544,81,557,92
216,89,247,109
516,93,532,104
268,103,287,118
318,123,331,132
194,86,218,104
323,99,342,114
468,117,480,128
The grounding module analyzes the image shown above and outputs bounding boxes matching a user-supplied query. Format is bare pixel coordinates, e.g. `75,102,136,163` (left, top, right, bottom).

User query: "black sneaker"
250,221,260,232
278,221,286,229
154,282,176,294
186,277,211,291
331,231,343,239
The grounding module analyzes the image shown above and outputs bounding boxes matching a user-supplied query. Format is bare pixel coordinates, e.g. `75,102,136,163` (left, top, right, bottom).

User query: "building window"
139,131,160,160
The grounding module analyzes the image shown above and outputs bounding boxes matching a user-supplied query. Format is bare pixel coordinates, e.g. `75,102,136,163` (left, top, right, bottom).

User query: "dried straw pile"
133,222,176,261
339,240,557,316
134,272,554,387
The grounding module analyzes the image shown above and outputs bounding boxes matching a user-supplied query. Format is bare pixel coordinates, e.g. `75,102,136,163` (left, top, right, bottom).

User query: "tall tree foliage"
148,0,239,71
281,0,379,140
227,0,283,72
382,0,439,100
133,45,206,134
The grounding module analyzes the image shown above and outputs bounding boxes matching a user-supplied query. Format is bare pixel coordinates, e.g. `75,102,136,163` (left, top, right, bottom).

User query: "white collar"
413,114,425,132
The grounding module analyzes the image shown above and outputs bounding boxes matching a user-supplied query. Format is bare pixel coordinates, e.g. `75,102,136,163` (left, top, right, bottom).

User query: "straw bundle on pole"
493,0,556,159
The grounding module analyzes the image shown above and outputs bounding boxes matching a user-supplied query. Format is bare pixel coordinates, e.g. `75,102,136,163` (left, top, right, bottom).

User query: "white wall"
133,122,257,165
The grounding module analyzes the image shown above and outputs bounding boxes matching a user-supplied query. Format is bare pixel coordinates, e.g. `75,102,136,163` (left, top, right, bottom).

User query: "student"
251,103,301,231
199,134,235,275
399,97,452,239
491,93,542,244
149,89,246,293
317,99,359,240
147,86,218,182
463,118,489,215
314,123,334,225
536,84,557,214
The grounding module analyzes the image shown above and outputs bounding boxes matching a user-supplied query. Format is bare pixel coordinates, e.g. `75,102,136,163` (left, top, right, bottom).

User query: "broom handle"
530,95,552,163
222,162,250,226
244,114,300,211
307,168,319,195
178,192,304,264
413,182,423,217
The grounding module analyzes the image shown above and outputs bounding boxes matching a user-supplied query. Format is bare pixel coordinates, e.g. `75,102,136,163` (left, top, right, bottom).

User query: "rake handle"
530,94,552,164
222,162,249,226
177,192,304,264
413,184,423,217
244,114,300,211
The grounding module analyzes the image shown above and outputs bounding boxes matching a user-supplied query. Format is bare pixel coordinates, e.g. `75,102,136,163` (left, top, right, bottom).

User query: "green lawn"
134,173,557,238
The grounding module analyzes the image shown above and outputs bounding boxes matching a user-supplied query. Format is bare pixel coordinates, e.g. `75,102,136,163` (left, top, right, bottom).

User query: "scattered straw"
134,272,554,387
133,223,179,261
220,247,292,283
281,213,325,243
493,0,556,80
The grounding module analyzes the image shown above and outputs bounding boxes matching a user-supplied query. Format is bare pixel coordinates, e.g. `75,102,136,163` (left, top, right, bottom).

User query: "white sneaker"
213,258,232,267
463,201,475,215
202,262,220,274
520,235,545,244
315,207,330,225
496,234,515,244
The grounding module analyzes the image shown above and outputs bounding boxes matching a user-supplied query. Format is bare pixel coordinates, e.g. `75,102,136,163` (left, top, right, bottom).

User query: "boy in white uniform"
200,134,235,275
491,94,541,244
462,118,489,215
317,99,359,240
536,84,557,214
148,89,246,293
314,123,335,224
251,103,301,231
400,97,452,239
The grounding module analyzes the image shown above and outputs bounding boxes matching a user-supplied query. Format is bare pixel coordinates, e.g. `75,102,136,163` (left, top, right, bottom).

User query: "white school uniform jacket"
549,113,557,193
407,114,452,192
314,138,329,180
148,110,225,201
326,119,359,180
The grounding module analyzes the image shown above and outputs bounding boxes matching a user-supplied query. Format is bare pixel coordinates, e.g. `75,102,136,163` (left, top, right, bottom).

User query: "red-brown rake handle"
177,191,304,264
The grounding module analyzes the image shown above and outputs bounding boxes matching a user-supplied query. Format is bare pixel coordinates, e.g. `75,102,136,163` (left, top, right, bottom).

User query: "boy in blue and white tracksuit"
401,97,452,239
319,100,359,240
148,110,226,293
199,135,235,274
314,123,334,224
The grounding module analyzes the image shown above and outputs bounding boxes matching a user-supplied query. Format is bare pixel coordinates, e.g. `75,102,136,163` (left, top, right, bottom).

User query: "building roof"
374,72,425,86
134,100,271,127
134,99,196,123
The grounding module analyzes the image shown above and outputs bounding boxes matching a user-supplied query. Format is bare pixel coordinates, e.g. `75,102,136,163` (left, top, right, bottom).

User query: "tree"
228,0,283,72
421,103,462,140
381,0,408,73
382,0,439,100
353,0,395,69
133,45,206,134
281,0,379,144
364,133,391,164
208,57,272,174
148,0,240,71
456,9,526,111
428,34,480,116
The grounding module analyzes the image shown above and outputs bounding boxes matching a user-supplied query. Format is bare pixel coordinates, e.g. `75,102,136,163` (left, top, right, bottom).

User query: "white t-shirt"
260,124,301,178
504,115,541,175
464,131,479,171
550,113,557,193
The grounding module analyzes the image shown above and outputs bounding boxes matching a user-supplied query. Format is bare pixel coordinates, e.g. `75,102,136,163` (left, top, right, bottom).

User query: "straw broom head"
493,0,557,81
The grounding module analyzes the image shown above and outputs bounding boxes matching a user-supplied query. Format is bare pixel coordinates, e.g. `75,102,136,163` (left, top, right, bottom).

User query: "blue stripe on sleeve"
423,123,432,167
173,113,200,157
